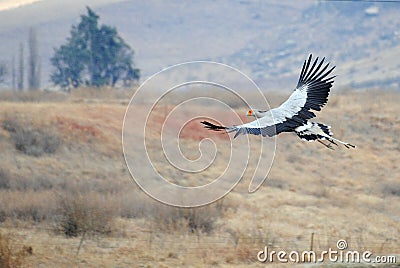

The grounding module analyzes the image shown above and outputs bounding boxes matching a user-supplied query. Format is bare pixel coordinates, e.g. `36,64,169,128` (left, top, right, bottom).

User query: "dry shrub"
224,244,256,264
380,181,400,197
224,227,270,264
2,119,60,157
118,190,227,234
118,190,154,219
0,190,56,223
0,231,31,268
55,192,116,237
115,191,219,234
0,172,57,192
0,169,11,190
152,203,223,234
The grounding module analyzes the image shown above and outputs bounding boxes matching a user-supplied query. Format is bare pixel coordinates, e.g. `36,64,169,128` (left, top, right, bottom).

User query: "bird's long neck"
254,111,267,118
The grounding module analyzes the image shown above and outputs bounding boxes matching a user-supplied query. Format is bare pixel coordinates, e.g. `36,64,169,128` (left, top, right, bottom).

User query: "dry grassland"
0,88,399,267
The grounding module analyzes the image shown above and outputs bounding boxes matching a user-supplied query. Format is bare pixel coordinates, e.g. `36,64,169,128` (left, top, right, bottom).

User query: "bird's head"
247,109,255,117
246,109,266,118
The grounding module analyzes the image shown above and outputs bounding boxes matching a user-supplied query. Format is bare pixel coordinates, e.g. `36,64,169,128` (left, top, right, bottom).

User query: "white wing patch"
238,87,308,129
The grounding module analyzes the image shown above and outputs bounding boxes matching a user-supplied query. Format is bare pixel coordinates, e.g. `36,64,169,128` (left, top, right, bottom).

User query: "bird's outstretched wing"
201,54,336,138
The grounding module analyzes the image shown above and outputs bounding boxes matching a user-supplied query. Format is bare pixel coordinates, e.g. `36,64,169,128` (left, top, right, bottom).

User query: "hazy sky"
0,0,43,11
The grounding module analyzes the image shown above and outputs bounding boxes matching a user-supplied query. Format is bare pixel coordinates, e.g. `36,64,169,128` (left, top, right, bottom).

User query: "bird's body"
201,54,355,149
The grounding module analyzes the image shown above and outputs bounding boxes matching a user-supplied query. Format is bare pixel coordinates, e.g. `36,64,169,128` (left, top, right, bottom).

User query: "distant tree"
28,27,41,90
11,56,16,89
0,61,7,84
50,7,140,90
17,43,24,91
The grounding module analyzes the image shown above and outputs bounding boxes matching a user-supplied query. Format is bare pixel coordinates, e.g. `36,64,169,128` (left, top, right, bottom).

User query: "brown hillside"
0,90,398,267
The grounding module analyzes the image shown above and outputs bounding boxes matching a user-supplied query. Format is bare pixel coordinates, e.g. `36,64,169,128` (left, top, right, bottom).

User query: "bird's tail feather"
200,121,227,131
201,120,239,136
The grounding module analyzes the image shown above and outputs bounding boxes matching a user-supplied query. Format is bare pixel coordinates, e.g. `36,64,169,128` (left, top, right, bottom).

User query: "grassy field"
0,88,399,267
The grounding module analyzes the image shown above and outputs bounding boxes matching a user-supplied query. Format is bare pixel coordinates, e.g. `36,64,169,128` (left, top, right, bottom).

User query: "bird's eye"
248,110,252,115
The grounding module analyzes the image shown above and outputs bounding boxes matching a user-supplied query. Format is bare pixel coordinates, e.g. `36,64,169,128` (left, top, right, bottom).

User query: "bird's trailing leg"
326,137,356,149
317,139,335,150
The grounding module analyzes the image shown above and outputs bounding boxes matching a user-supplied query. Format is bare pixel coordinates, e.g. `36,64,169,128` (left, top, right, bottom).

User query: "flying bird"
201,54,355,149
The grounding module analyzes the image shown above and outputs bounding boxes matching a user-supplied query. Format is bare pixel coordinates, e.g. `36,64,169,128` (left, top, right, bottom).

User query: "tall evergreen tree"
51,7,139,90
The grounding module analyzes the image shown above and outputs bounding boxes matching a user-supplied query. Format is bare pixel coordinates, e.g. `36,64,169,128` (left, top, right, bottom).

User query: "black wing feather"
295,54,335,115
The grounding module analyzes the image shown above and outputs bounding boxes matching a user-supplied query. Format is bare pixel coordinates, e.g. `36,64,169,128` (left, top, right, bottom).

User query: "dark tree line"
51,7,140,90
